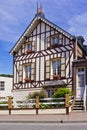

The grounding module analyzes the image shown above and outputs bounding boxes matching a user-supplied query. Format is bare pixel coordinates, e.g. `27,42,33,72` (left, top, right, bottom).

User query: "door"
76,68,85,98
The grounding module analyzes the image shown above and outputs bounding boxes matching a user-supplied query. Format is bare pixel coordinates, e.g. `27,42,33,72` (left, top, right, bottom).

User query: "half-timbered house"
10,8,87,106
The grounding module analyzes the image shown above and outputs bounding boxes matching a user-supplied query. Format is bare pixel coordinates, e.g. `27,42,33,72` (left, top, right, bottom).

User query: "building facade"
10,9,87,104
0,75,13,97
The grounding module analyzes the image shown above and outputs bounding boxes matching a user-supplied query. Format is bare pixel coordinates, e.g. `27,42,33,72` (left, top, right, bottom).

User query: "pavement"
0,111,87,123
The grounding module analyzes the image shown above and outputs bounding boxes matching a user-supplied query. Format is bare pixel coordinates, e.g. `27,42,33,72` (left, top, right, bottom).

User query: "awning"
42,80,66,87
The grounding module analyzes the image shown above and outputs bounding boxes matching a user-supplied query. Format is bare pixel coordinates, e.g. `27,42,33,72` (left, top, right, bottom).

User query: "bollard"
8,96,13,115
65,94,69,114
35,96,39,115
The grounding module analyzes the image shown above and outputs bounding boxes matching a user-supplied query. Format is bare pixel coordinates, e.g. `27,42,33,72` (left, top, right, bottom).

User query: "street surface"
0,123,87,130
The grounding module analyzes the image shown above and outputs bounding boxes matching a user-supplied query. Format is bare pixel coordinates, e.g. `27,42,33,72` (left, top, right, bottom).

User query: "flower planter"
51,43,58,48
24,78,30,83
25,50,31,54
53,74,60,80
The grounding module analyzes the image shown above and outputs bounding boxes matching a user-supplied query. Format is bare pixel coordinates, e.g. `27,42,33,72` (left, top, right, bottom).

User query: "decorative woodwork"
12,18,75,90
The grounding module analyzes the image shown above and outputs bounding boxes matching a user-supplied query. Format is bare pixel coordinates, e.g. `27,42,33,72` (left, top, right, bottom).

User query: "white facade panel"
40,57,44,80
0,76,13,97
36,58,39,81
41,22,45,33
41,34,45,50
37,35,40,51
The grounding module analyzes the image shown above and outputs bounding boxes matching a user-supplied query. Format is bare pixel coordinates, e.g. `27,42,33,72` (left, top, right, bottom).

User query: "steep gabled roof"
10,15,74,55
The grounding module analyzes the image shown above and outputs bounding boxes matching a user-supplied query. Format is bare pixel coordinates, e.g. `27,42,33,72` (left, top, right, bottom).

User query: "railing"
83,85,87,111
0,95,74,115
16,95,73,114
0,97,8,108
16,98,36,108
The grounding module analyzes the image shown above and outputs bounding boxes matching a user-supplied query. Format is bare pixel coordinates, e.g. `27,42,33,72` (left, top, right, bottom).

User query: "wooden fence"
0,95,73,115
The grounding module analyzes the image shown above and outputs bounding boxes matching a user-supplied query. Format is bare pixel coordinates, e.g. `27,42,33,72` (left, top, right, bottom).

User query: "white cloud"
68,12,87,44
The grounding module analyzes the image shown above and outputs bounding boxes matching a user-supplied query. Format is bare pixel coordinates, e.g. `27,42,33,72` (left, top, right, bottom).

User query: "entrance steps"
72,98,84,111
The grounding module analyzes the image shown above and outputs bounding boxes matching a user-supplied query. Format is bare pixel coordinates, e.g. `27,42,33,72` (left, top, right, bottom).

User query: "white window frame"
52,60,61,75
23,64,31,79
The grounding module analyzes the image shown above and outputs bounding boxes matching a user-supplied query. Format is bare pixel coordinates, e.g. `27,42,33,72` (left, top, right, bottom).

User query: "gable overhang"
10,16,74,55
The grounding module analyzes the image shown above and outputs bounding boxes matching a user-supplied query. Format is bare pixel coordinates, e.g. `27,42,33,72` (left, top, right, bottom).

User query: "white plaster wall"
0,76,13,97
41,34,45,50
36,58,39,81
13,88,42,107
40,57,44,80
66,51,69,77
41,22,45,33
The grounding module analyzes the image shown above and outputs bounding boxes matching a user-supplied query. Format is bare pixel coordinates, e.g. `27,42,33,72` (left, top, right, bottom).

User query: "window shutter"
45,60,50,79
31,62,35,80
19,65,23,82
61,58,65,77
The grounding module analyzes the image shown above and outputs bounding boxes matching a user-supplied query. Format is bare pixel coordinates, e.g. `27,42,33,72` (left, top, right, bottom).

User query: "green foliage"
40,103,51,108
0,101,8,109
52,87,72,98
0,74,13,78
27,91,46,99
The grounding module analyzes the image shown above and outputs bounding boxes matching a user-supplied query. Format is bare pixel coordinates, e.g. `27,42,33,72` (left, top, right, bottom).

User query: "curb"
0,120,87,123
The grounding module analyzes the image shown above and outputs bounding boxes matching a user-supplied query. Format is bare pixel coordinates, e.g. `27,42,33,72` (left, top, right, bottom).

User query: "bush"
27,91,46,99
52,87,72,98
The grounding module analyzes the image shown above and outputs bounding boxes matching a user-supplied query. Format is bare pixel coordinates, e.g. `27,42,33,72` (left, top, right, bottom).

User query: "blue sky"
0,0,87,74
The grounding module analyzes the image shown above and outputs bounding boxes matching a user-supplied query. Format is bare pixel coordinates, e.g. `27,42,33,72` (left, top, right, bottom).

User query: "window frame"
0,81,5,91
24,64,31,79
52,59,61,75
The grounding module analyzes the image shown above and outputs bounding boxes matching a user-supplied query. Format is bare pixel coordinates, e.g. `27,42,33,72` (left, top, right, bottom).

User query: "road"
0,122,87,130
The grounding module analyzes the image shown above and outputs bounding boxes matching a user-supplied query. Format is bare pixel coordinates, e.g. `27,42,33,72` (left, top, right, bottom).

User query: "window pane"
0,81,5,90
25,65,31,78
52,60,60,75
53,37,59,44
28,44,32,50
78,74,85,87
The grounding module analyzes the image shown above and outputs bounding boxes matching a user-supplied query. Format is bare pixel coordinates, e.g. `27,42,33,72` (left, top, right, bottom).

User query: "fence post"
65,94,69,114
35,96,39,115
8,96,13,115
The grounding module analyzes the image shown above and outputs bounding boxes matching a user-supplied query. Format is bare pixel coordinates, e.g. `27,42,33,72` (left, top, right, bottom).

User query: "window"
47,89,54,97
78,74,85,87
52,37,59,44
52,60,61,75
78,68,84,72
28,44,32,50
25,65,31,78
0,81,5,90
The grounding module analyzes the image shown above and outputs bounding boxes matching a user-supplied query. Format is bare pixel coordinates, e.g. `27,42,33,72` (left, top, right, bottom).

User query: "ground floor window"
47,88,57,97
0,81,5,90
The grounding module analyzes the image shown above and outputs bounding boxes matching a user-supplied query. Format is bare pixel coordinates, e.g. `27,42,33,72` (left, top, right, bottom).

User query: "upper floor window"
52,37,59,45
27,44,32,51
0,81,5,90
52,60,61,75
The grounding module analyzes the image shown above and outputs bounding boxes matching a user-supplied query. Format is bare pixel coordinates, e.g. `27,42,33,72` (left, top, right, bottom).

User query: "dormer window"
25,43,32,54
52,37,59,45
